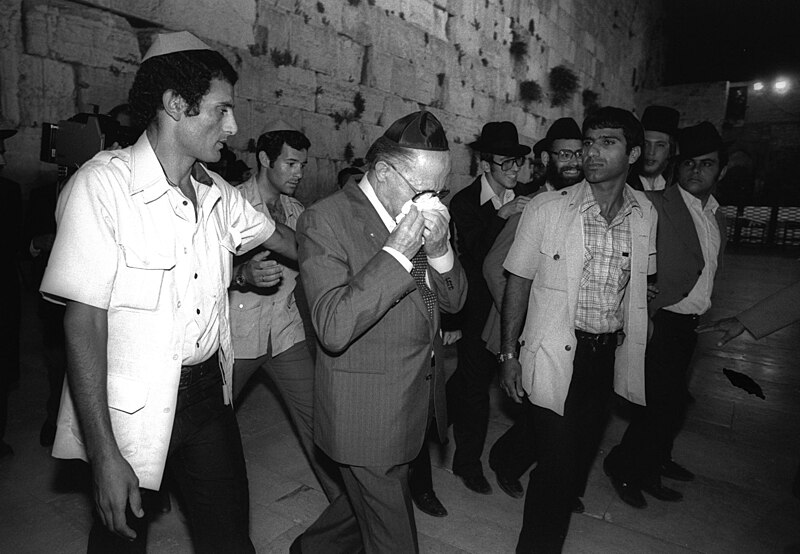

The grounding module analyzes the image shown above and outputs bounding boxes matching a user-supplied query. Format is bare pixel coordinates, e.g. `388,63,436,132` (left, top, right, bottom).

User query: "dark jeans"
517,337,616,553
606,310,698,486
88,366,254,554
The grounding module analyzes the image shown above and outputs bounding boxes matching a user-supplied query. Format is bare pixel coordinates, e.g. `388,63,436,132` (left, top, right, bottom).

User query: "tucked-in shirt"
40,132,274,488
479,174,515,210
665,186,721,315
639,174,666,191
358,176,454,276
229,175,306,359
576,186,637,334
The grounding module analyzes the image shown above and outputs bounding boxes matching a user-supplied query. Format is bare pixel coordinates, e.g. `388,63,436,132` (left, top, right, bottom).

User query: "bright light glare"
774,79,789,93
753,81,764,91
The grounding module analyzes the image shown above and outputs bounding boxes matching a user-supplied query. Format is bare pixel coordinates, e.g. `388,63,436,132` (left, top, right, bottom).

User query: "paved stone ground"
2,248,799,553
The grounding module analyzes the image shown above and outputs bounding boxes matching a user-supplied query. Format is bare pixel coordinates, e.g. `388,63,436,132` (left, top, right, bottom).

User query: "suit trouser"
88,366,254,554
605,310,698,486
517,337,616,553
448,335,531,478
233,341,343,501
296,463,417,554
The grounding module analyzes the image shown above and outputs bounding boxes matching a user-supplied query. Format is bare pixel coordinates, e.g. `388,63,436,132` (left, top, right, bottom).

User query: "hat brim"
0,129,18,140
469,140,531,157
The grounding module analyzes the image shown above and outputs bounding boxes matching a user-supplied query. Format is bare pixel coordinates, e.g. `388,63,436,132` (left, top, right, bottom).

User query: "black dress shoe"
412,490,448,517
572,497,585,514
660,460,695,482
641,482,683,502
459,474,492,495
494,471,524,499
604,459,646,509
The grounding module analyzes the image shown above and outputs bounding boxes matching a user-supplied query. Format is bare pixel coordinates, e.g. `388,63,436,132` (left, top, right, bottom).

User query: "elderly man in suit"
500,107,657,551
605,122,729,508
293,111,467,554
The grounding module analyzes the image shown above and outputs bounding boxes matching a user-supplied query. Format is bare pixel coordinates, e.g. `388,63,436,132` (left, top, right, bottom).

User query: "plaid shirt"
575,186,638,334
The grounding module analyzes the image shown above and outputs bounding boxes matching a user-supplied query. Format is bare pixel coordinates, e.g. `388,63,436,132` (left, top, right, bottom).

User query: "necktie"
411,248,436,320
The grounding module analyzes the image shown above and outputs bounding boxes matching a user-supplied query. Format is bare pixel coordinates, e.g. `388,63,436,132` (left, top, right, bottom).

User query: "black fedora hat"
642,105,679,137
469,121,531,157
0,129,17,140
677,121,724,159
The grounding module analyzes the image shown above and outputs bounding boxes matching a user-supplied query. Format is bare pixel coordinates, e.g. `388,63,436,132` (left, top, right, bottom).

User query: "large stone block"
75,65,135,114
315,74,365,126
301,110,349,164
18,55,75,126
361,48,394,93
23,1,139,70
271,66,318,112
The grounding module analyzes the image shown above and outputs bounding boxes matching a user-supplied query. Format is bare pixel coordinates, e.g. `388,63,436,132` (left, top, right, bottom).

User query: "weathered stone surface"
18,55,75,126
75,65,135,114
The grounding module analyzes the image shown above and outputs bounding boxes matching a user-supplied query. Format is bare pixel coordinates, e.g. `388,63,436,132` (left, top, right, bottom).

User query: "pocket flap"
120,243,175,270
107,374,149,415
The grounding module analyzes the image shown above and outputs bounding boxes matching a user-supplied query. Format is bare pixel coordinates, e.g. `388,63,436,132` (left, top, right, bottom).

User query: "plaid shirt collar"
578,183,641,221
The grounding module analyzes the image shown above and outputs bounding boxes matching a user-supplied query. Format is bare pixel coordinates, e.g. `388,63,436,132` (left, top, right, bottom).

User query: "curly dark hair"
582,106,644,154
128,49,238,129
256,130,311,168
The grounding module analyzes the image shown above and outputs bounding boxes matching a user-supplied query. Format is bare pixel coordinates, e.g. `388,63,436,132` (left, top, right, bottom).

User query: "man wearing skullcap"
293,111,466,553
631,105,680,191
40,31,297,552
605,121,728,509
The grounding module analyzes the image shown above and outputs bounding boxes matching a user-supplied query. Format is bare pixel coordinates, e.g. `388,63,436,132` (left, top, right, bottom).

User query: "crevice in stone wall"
359,44,371,87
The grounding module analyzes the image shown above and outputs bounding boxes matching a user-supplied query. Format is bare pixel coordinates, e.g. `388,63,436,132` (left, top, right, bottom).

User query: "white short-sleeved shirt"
40,132,275,489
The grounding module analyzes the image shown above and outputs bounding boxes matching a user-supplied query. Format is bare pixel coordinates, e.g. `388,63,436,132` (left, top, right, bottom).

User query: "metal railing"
719,205,800,246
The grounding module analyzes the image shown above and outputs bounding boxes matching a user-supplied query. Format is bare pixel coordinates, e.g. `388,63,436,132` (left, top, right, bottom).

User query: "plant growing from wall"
582,88,600,116
331,91,366,130
519,80,543,104
344,142,355,162
548,65,579,107
509,29,528,61
270,48,297,67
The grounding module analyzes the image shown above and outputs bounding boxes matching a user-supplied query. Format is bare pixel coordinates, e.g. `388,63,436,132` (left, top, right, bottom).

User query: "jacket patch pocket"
107,374,148,458
114,244,174,311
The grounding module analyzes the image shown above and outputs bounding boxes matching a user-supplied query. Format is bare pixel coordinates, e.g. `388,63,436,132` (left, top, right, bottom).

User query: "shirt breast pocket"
113,242,175,311
537,244,568,292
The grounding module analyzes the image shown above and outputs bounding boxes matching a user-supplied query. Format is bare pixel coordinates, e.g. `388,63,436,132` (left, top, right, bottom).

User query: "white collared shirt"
665,186,721,315
639,174,666,191
358,175,454,275
479,174,515,209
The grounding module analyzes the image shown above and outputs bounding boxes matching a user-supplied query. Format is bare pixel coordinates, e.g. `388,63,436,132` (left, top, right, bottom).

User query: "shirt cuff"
428,244,454,273
383,246,413,272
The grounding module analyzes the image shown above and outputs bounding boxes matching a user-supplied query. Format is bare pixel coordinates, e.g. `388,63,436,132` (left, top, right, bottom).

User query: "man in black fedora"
447,121,532,497
631,105,680,191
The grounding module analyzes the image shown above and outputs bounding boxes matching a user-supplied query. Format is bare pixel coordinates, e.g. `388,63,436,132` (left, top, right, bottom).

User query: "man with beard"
480,117,586,507
631,105,680,191
500,107,656,551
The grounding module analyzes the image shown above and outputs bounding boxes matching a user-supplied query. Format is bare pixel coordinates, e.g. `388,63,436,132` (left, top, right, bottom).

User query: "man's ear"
717,165,728,183
374,160,391,183
540,151,551,167
162,90,186,122
628,145,641,165
258,151,270,168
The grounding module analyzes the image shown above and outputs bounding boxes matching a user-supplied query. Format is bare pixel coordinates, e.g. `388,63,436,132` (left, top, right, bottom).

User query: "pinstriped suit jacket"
297,182,467,467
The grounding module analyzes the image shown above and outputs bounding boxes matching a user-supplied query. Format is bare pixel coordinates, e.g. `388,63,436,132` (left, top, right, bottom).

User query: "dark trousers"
517,337,616,553
297,463,416,554
606,310,698,486
489,400,538,480
448,335,530,478
88,367,254,554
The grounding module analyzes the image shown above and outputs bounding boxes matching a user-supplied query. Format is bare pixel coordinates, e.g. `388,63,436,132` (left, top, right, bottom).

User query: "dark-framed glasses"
384,161,450,201
489,156,526,172
548,149,583,162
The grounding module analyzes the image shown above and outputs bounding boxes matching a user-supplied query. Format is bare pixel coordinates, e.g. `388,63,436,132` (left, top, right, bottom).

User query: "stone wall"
636,81,729,130
0,0,666,202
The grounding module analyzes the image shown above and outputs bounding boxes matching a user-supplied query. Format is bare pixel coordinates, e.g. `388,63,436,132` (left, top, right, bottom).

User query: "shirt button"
172,354,178,360
184,248,188,254
238,304,244,309
196,342,200,348
424,374,432,381
163,408,170,413
177,301,181,308
561,190,568,195
565,345,572,351
196,309,200,314
182,200,188,206
553,254,560,260
194,273,198,279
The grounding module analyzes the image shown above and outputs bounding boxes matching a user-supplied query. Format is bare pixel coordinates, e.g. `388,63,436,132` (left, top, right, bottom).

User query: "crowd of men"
10,29,738,553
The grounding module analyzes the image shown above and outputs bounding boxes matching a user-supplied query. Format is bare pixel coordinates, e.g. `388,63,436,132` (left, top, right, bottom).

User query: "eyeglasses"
489,156,526,172
548,149,583,162
384,161,450,201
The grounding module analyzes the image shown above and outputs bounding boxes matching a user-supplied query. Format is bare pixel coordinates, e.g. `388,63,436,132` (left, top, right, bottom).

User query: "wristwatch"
234,265,247,288
497,352,517,363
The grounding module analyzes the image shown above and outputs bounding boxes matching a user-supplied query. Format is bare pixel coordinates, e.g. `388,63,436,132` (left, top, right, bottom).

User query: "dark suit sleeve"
429,257,467,315
297,206,418,353
450,188,506,271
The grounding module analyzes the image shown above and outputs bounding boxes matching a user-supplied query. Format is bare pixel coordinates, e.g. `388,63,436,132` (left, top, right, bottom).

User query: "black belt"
659,310,700,321
179,351,220,390
575,329,620,347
